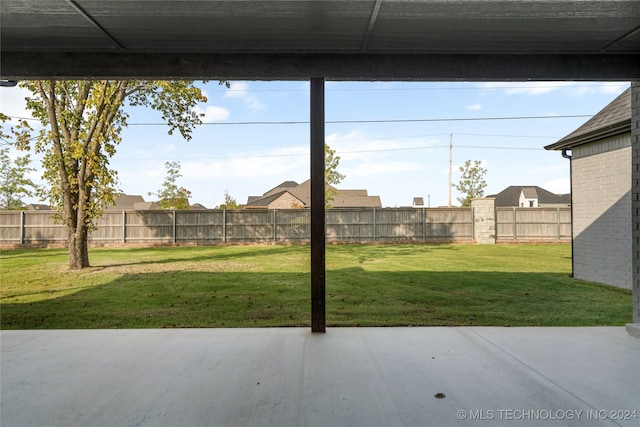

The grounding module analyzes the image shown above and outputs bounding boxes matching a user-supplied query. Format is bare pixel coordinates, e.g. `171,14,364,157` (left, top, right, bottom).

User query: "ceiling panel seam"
600,24,640,52
66,0,125,49
361,0,383,52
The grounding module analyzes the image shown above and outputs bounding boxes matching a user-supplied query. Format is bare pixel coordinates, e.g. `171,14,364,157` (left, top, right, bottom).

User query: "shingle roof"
330,195,382,208
189,203,208,210
245,191,288,207
26,203,51,210
535,187,569,205
522,187,538,198
545,87,631,150
263,181,299,197
106,194,146,210
488,186,569,207
488,186,520,206
244,179,382,209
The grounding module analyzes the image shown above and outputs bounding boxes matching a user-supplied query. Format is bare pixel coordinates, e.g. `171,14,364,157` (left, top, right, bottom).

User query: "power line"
113,143,544,162
124,114,591,126
111,132,559,149
3,113,593,126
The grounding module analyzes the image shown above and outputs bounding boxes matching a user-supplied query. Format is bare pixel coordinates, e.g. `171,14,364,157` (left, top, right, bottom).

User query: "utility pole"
448,133,453,207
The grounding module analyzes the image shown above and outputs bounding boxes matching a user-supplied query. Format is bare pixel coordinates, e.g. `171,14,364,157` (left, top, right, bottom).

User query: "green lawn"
0,244,631,329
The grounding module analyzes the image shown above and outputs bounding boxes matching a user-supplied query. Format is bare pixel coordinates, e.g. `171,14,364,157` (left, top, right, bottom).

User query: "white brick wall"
572,134,632,289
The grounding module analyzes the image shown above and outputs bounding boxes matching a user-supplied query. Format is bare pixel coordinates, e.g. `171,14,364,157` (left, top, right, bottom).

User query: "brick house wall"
572,133,632,289
268,192,304,209
631,82,640,323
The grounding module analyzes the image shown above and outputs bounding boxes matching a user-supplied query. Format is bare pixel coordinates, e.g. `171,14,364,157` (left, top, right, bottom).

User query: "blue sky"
0,81,630,208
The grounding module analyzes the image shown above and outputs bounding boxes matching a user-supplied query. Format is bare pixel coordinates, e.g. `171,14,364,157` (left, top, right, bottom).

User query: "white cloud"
181,145,309,180
477,81,630,97
326,129,439,161
596,82,630,94
224,81,265,110
528,164,568,174
466,103,482,111
192,105,230,122
345,160,423,177
567,82,629,96
0,86,35,123
486,82,574,96
541,178,570,194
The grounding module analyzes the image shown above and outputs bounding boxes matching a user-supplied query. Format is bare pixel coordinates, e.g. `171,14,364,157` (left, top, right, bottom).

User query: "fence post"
20,211,25,244
172,210,177,243
557,207,561,240
471,207,475,241
513,207,517,240
222,210,226,243
372,207,376,241
122,211,126,244
273,210,277,242
422,208,426,241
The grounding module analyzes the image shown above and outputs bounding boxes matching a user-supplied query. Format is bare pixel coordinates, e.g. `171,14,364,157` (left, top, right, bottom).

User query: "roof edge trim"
545,120,631,150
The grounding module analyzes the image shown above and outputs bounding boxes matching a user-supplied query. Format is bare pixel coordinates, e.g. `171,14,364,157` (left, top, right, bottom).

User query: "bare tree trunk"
68,227,89,270
67,213,89,270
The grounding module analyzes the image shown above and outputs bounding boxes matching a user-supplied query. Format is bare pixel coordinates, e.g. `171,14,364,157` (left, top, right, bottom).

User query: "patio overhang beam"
2,52,638,81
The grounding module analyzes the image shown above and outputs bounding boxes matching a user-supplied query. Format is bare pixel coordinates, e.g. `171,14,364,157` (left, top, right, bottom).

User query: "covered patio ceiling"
2,0,640,80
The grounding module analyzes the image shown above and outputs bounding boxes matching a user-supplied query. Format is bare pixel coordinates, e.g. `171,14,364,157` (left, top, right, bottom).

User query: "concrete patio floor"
1,327,638,427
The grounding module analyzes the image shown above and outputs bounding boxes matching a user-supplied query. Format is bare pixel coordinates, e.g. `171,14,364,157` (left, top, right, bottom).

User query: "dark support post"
310,78,326,333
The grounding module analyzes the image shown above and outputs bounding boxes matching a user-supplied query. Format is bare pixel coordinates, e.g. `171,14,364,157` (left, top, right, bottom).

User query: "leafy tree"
324,143,345,208
454,159,488,207
0,113,40,210
149,161,192,210
0,147,39,209
15,80,209,269
219,190,238,210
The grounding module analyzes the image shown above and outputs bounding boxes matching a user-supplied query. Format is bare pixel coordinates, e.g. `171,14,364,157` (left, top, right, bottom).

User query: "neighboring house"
545,87,632,290
25,203,51,210
106,194,160,211
412,197,424,207
488,186,570,208
189,203,208,210
244,179,382,209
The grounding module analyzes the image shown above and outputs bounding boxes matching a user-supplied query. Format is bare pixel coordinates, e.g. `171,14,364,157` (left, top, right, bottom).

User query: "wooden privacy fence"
0,207,571,245
496,207,572,242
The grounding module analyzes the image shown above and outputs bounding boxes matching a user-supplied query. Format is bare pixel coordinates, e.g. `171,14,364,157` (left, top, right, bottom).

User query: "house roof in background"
106,194,145,210
488,186,570,207
263,181,299,197
330,195,382,209
245,190,304,208
545,86,632,150
245,179,382,209
25,204,51,211
522,187,538,199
